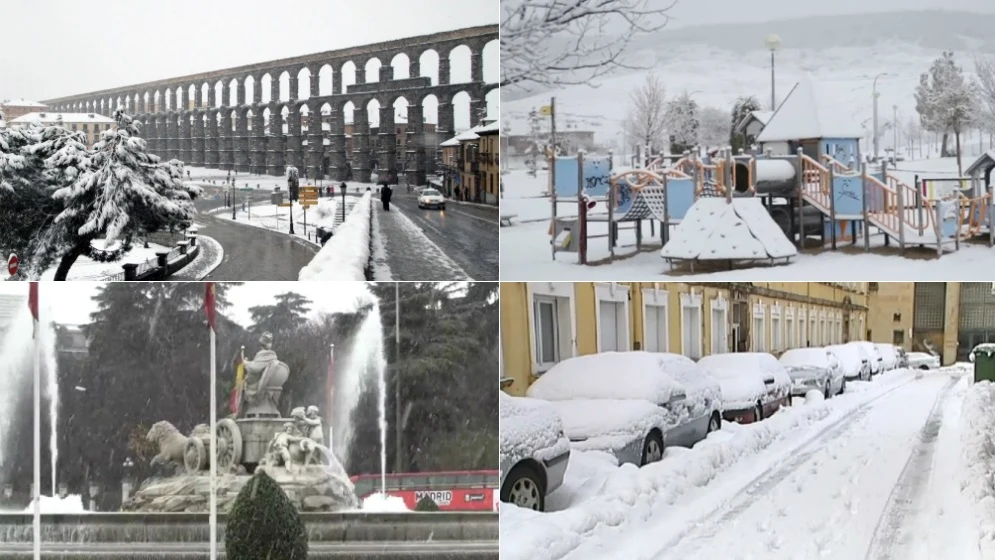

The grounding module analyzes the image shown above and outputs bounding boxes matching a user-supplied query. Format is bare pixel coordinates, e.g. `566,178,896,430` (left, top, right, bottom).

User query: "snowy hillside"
503,11,995,151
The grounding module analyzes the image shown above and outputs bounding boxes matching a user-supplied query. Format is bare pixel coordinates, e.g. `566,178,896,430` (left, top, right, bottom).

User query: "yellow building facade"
501,282,869,395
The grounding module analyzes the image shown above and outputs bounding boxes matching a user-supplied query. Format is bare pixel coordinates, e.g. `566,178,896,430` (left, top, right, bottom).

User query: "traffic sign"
7,254,18,276
539,105,552,117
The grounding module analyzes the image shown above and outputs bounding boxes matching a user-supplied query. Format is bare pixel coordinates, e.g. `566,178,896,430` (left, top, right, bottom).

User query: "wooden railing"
960,194,992,237
820,154,853,174
800,155,830,208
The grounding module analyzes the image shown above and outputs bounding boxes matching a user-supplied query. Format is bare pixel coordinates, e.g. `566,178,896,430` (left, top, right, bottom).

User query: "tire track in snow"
863,376,958,560
655,378,915,558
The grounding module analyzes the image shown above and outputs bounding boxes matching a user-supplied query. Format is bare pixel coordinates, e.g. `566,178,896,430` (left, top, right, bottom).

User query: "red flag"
28,282,38,322
204,282,216,330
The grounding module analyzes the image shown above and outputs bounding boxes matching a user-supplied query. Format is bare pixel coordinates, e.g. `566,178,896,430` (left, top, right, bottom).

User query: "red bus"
350,470,498,511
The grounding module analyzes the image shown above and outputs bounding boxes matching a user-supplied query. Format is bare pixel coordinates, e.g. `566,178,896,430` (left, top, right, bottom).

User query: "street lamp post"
765,34,782,110
872,72,891,161
230,185,235,220
893,105,899,160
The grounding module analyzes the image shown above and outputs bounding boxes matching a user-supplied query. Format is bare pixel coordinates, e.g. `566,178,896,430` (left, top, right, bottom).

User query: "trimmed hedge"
226,470,309,559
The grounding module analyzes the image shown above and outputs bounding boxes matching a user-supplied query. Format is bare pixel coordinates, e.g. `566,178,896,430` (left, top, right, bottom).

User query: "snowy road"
502,367,985,560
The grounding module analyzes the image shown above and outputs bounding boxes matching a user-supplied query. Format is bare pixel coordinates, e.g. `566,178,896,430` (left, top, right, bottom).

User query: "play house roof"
966,150,995,177
756,75,863,143
734,110,774,134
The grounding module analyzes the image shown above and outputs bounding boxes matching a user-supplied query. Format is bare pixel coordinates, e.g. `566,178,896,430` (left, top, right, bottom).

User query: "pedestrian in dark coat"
381,183,392,211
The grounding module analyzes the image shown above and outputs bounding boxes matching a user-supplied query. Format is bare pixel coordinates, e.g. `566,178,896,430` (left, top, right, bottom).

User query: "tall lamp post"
872,72,891,161
893,105,899,160
765,34,782,111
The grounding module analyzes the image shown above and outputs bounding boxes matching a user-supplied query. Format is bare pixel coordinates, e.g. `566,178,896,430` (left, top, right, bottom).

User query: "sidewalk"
372,204,471,280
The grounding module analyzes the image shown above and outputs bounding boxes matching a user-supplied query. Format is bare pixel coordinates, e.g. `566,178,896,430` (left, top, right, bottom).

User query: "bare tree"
501,0,675,90
624,73,667,160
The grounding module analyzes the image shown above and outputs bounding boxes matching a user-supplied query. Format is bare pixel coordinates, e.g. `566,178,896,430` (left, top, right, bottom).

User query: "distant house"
966,150,995,195
0,98,47,120
756,76,863,166
734,110,774,147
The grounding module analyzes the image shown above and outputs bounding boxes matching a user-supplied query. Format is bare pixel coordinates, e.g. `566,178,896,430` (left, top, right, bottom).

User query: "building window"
642,288,668,353
595,283,630,352
771,303,782,353
798,309,807,347
894,330,905,345
809,312,817,347
785,307,795,349
752,301,766,352
528,283,575,374
680,291,703,359
893,312,901,322
711,294,728,355
820,311,827,346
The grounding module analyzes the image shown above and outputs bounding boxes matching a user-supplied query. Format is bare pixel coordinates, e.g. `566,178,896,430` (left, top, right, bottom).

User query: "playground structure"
547,147,995,266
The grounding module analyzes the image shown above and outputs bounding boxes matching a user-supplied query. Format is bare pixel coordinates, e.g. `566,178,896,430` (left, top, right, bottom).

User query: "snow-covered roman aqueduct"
41,25,498,183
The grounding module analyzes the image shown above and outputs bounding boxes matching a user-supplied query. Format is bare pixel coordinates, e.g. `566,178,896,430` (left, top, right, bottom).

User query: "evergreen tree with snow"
915,51,979,174
46,109,199,280
730,96,762,153
665,92,699,155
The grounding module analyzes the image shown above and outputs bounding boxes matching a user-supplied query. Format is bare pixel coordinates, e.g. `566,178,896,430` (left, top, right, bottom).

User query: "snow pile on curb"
960,380,995,557
298,192,371,280
500,373,913,560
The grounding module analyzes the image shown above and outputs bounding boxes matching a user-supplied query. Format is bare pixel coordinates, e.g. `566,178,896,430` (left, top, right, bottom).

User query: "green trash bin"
971,344,995,383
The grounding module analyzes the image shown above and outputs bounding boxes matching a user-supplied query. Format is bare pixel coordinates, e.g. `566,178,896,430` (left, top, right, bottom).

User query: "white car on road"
874,343,900,371
827,344,870,381
696,352,791,424
526,352,723,467
499,392,570,512
906,351,941,370
848,341,883,376
417,188,446,209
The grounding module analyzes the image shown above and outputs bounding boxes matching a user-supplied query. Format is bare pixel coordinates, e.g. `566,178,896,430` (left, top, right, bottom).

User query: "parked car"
874,343,900,371
696,352,791,424
827,344,870,381
848,341,883,376
526,352,722,467
906,351,940,370
499,392,570,512
779,347,844,398
417,188,446,209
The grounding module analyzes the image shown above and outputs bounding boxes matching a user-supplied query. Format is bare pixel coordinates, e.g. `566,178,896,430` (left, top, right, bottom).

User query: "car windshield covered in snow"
528,352,685,404
779,348,832,368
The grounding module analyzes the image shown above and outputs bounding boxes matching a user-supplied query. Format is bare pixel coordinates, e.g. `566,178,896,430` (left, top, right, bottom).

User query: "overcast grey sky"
664,0,995,28
0,0,497,102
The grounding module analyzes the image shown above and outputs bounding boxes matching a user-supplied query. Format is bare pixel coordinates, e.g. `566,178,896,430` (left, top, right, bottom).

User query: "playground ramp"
660,198,798,262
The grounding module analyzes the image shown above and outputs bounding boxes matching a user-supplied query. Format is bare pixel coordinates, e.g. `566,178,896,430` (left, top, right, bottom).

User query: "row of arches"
55,40,497,115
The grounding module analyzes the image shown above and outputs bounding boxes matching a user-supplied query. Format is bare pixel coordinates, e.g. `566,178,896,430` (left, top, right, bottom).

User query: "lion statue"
147,421,189,471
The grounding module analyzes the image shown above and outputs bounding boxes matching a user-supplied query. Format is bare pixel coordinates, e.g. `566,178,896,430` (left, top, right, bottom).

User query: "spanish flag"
204,282,216,330
229,351,245,415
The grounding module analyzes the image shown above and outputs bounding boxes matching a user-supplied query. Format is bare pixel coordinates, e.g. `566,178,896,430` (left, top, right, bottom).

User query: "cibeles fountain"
124,332,360,513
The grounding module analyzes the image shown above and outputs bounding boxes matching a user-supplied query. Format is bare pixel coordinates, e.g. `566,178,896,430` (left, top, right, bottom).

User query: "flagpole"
327,344,334,452
32,283,40,560
210,325,217,560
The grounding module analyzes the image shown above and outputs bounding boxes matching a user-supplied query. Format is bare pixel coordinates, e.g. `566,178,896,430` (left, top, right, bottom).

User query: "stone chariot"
179,332,326,474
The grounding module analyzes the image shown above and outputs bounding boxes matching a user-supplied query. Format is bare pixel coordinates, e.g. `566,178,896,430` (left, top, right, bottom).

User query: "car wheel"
707,412,721,434
919,365,929,370
754,403,764,423
500,463,545,511
640,431,664,466
440,205,446,210
824,384,831,400
838,378,846,395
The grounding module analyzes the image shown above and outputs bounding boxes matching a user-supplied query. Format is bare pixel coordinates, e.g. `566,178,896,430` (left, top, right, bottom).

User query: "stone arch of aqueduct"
42,25,498,184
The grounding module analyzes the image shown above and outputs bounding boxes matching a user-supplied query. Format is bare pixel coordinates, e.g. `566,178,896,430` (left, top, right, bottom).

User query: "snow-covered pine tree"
47,109,200,280
665,93,700,155
915,51,979,173
730,96,762,153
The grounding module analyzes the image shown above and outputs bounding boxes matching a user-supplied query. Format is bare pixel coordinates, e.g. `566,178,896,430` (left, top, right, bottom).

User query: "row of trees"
0,109,198,279
912,51,995,175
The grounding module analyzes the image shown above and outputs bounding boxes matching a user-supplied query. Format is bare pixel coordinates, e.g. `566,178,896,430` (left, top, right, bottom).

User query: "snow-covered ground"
501,365,986,560
298,191,372,280
38,241,173,281
214,198,342,246
500,156,995,280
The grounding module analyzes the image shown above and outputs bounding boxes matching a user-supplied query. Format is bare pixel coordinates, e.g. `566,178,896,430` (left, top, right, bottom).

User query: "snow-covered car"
826,344,870,381
526,352,723,467
779,347,845,398
417,188,446,209
874,343,900,371
499,392,570,512
696,352,791,424
906,351,940,370
848,341,883,376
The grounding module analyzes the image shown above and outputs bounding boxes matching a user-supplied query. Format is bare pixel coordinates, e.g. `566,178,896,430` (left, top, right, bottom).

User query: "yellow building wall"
867,282,915,349
502,282,871,395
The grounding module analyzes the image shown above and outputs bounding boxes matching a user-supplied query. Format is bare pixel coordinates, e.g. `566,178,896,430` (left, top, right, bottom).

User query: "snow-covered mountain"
503,10,995,152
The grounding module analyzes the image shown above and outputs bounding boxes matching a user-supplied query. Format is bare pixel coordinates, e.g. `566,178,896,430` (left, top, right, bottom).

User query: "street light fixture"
765,34,782,110
872,72,892,160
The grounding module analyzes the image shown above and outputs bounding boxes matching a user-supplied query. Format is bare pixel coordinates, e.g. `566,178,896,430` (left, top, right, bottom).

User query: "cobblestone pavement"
377,192,498,280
